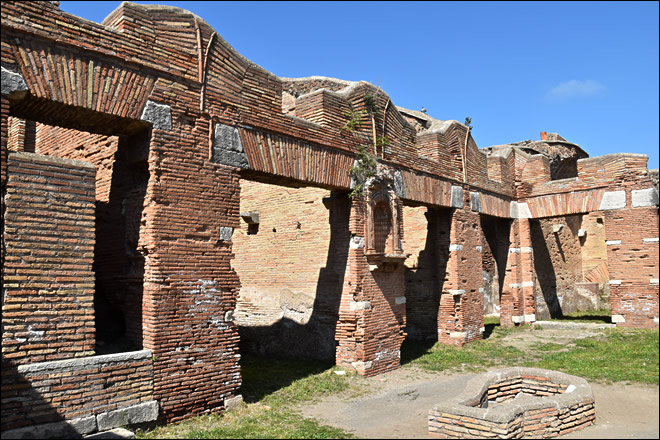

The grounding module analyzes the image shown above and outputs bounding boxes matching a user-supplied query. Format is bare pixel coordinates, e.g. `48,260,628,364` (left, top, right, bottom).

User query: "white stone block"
395,296,406,304
349,301,371,311
631,188,659,207
611,314,626,323
510,202,531,219
598,190,626,210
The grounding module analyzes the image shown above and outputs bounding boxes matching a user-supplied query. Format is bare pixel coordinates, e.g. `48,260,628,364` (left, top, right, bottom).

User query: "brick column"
335,195,407,376
437,208,485,345
139,112,243,422
604,192,659,327
501,218,536,326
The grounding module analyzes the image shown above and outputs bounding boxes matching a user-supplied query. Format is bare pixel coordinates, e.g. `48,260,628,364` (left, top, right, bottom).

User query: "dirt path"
300,325,659,439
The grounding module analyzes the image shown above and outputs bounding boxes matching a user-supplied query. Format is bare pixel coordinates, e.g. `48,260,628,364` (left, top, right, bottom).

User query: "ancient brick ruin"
1,1,658,435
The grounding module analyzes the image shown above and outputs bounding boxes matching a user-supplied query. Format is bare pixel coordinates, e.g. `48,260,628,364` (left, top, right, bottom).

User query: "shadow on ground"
239,353,335,403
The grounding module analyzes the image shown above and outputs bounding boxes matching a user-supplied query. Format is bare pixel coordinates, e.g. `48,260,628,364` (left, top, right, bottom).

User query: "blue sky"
60,1,659,170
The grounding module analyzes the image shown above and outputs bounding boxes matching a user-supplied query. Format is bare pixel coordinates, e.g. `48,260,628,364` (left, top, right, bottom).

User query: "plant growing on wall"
342,93,385,197
348,144,378,198
341,101,366,133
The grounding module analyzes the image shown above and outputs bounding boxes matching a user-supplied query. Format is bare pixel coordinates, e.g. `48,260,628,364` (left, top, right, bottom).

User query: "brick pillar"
604,200,659,328
335,195,406,376
501,218,536,326
139,114,243,422
437,208,485,345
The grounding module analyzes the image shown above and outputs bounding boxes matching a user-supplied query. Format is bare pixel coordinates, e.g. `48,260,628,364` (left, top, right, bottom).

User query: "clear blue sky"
60,1,659,170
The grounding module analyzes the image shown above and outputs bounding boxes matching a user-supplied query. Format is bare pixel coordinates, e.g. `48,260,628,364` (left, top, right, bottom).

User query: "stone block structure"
1,0,658,434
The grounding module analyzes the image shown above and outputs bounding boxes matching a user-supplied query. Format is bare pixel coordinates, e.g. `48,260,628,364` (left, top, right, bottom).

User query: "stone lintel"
1,65,29,96
510,202,531,219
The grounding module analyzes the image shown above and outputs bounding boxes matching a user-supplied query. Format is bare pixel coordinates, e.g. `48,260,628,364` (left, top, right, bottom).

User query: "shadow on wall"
0,357,69,435
480,215,511,315
237,191,351,363
404,207,451,345
530,219,563,319
95,132,150,354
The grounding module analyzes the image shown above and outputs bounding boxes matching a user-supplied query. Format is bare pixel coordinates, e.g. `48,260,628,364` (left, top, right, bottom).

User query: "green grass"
405,324,658,385
138,326,658,438
137,356,358,439
403,324,525,373
526,328,659,384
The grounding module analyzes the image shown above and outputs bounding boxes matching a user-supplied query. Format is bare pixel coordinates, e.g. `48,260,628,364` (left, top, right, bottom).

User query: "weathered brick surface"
3,152,96,364
429,369,595,439
232,180,344,360
605,206,659,327
1,350,154,431
1,0,658,433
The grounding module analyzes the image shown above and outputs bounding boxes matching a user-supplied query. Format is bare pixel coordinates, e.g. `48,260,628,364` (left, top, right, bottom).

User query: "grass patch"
405,325,526,372
406,325,658,384
137,404,354,439
137,355,359,439
526,328,659,384
138,326,658,438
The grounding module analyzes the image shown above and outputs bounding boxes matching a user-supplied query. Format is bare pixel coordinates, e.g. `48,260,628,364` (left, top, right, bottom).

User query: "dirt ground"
300,326,659,439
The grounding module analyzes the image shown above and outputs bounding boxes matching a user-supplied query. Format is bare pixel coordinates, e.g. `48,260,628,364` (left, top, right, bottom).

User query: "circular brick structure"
428,367,595,438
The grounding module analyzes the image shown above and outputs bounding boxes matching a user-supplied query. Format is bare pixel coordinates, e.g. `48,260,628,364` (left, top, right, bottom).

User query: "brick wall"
1,350,154,431
605,206,659,327
232,179,344,360
34,124,119,203
480,215,511,315
2,0,658,433
531,216,584,319
336,195,407,376
402,205,449,340
3,152,96,364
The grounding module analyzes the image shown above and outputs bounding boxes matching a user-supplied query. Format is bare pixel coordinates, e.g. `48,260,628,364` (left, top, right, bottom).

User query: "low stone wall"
1,350,157,436
428,367,595,438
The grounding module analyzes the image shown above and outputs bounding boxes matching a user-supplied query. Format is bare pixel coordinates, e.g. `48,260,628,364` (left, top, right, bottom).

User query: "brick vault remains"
1,1,658,435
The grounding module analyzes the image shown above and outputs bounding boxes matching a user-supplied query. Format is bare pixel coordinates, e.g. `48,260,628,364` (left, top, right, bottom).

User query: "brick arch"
6,37,156,134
